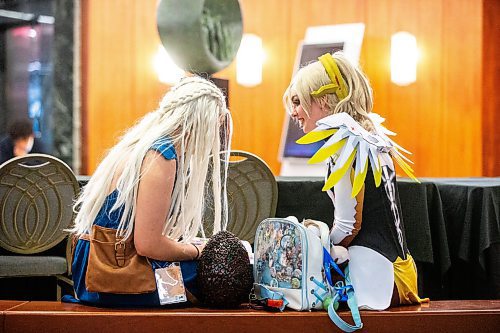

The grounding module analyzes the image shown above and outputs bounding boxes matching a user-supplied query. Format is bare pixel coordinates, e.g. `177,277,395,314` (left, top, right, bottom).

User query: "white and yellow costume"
298,112,428,310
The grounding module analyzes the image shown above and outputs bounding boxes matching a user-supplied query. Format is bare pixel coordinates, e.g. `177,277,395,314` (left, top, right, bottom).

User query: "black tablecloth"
275,177,500,300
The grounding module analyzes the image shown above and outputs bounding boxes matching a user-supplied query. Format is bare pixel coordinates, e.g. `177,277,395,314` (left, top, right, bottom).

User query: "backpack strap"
323,247,346,286
323,249,363,332
327,283,363,332
251,283,288,311
303,219,330,250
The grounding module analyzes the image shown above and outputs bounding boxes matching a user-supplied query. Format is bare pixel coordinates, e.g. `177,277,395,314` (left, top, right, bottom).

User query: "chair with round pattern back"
0,154,79,299
203,150,278,244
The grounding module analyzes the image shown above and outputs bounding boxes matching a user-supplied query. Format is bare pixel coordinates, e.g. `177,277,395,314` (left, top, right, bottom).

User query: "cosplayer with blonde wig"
66,76,233,307
283,52,427,310
284,52,374,133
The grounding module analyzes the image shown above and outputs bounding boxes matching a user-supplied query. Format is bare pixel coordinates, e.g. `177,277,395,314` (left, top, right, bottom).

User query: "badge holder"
155,262,187,305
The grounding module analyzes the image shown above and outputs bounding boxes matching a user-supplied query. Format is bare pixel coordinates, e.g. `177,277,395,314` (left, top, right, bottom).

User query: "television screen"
281,42,344,159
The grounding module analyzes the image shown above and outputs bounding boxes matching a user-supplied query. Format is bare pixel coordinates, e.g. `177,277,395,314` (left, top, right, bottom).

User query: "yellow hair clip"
311,53,348,100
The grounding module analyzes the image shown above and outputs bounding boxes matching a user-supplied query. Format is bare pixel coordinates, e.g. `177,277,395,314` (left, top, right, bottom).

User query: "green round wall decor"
157,0,243,75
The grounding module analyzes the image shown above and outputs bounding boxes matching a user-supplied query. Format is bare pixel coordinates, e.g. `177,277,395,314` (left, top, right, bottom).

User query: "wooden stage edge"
1,300,499,333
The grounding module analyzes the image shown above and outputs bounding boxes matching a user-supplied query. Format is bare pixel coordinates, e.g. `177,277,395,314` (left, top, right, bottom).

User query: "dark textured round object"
197,231,253,308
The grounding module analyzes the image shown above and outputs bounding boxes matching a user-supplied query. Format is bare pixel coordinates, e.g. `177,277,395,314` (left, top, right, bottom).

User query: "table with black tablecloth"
275,177,500,300
73,176,500,300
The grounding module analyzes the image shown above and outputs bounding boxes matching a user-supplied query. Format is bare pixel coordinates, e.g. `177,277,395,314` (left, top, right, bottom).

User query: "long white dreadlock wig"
71,76,232,242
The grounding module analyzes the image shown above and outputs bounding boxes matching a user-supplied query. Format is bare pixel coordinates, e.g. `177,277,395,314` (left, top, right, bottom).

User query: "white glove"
330,245,350,264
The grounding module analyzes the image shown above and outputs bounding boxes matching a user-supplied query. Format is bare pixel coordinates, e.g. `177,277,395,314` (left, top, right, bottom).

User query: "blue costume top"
64,139,199,307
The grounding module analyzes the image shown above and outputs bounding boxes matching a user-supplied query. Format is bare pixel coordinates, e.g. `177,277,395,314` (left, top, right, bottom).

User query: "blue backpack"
252,217,363,332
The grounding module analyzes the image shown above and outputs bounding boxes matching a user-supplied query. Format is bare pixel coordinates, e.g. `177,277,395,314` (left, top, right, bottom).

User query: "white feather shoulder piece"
296,112,418,197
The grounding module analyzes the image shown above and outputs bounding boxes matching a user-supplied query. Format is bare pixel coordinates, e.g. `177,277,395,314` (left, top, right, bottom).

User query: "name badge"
155,262,187,305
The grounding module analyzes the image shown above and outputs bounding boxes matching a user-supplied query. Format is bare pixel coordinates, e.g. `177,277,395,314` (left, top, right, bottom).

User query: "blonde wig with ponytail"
283,52,375,132
71,76,232,243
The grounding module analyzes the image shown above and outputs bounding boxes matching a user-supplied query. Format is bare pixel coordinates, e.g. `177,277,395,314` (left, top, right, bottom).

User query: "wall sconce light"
236,33,265,87
153,45,185,85
390,31,419,86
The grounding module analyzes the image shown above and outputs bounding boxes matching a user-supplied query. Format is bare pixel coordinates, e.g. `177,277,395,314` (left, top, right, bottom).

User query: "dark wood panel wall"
482,0,500,176
81,0,498,176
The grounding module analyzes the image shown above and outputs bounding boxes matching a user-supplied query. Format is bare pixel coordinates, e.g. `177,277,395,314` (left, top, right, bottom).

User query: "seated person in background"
67,76,233,307
282,52,429,310
0,118,44,165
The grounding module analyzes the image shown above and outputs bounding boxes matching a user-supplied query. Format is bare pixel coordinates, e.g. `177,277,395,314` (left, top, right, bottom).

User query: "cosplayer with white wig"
67,76,232,307
283,52,428,310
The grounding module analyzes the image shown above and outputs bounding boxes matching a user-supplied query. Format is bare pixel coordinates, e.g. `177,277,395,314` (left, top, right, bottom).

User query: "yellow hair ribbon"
311,53,349,100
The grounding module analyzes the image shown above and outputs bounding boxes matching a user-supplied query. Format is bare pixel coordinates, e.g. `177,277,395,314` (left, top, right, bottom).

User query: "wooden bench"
1,300,499,333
